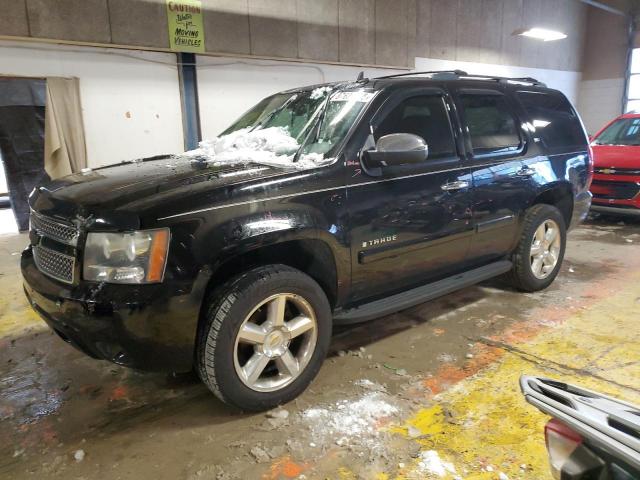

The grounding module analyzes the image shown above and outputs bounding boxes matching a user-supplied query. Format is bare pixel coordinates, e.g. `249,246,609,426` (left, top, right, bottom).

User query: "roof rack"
375,70,468,80
374,70,546,87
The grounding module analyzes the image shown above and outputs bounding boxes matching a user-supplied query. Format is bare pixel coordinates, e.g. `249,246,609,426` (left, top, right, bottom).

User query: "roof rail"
374,70,468,80
462,74,547,87
373,70,546,87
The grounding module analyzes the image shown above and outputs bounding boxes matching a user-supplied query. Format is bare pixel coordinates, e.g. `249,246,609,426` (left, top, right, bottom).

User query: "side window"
516,91,588,152
460,93,521,156
375,95,457,160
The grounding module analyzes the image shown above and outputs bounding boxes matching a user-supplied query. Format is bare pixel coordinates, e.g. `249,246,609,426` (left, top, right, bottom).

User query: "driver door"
346,89,474,303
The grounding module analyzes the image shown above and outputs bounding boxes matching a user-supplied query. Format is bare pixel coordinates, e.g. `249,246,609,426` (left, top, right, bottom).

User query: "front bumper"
590,204,640,216
590,174,640,214
21,245,208,372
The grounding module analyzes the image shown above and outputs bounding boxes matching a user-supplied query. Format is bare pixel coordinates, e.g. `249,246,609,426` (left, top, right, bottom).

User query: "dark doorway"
0,78,48,232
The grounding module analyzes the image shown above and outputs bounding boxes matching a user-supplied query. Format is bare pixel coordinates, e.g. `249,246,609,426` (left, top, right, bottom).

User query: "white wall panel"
577,78,625,135
196,56,403,139
0,40,184,167
414,57,582,104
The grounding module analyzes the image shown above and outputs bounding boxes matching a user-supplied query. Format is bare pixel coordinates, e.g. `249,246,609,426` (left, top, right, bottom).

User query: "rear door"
451,87,532,264
346,88,474,302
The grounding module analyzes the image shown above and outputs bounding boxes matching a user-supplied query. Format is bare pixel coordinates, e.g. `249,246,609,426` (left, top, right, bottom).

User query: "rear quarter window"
516,91,588,154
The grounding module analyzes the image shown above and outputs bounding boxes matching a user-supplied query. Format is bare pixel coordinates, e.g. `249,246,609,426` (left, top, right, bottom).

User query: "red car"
590,113,640,216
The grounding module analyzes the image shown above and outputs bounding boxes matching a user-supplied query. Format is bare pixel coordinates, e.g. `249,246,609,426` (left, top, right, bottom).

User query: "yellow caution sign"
166,0,205,53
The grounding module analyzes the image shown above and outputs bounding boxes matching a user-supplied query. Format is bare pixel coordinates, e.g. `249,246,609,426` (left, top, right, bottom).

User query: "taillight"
545,419,583,479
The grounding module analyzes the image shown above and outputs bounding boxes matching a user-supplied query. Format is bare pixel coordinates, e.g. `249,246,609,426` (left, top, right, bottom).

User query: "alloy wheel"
529,219,562,280
233,293,318,392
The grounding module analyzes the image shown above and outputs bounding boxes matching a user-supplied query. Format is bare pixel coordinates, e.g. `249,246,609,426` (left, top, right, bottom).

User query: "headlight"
83,229,170,284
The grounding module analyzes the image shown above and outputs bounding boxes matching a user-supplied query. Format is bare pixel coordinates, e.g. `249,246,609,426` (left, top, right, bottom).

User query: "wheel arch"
529,182,574,228
200,237,340,317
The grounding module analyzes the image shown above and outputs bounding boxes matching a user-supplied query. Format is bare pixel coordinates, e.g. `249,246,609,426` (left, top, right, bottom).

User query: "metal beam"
177,52,202,151
579,0,627,17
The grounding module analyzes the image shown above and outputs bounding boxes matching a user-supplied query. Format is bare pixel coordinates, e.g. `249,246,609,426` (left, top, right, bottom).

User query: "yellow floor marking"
0,279,43,338
392,275,640,480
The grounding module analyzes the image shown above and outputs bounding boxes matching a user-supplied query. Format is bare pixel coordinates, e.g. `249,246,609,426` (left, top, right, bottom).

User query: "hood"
591,144,640,169
31,155,292,221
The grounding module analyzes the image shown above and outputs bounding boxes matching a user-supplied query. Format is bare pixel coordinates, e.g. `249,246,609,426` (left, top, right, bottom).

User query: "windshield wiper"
250,93,300,132
292,89,335,163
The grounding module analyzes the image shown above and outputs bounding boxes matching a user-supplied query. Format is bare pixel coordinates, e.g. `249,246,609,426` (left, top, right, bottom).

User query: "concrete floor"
0,214,638,480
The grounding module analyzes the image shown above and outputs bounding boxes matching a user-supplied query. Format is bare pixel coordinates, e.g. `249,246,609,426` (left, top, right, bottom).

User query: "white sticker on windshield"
331,91,375,102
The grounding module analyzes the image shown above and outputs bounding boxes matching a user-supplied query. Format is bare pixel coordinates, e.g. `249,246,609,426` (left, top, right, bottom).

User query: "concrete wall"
0,40,184,167
577,78,625,134
417,0,587,72
0,0,588,71
576,5,629,133
0,0,418,68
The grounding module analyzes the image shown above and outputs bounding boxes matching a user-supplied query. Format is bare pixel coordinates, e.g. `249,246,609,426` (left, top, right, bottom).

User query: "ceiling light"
514,27,567,42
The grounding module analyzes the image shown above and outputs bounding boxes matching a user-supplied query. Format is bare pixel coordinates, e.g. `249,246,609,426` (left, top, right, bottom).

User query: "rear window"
459,93,521,156
516,91,587,153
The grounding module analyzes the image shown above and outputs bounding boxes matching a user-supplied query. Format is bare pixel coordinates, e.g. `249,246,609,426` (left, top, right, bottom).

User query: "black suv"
22,71,592,410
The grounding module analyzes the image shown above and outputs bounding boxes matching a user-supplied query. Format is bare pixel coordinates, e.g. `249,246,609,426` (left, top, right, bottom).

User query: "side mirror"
362,133,429,168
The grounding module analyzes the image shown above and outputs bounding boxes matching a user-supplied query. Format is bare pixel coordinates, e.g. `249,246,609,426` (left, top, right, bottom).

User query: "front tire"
508,204,567,292
196,264,331,411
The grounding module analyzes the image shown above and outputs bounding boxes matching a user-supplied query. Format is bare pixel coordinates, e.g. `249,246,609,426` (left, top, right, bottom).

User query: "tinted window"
375,95,456,159
460,93,521,155
517,91,587,151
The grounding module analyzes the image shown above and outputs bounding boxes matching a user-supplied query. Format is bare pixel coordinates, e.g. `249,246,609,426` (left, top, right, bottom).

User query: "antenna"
356,71,365,81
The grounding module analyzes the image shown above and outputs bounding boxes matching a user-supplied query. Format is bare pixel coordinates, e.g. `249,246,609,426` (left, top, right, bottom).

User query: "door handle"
516,167,536,177
441,180,470,191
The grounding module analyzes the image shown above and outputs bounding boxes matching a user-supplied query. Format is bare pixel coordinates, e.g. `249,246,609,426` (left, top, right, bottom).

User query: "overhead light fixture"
513,27,567,42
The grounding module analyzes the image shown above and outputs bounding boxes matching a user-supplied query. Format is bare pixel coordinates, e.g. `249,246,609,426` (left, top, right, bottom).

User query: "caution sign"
166,0,205,53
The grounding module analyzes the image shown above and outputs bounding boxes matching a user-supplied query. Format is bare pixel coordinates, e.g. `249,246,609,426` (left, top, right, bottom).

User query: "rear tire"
508,204,567,292
196,264,331,411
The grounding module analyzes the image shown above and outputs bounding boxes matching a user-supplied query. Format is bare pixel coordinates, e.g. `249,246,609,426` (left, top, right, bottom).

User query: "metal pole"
622,16,637,113
177,52,202,151
579,0,626,17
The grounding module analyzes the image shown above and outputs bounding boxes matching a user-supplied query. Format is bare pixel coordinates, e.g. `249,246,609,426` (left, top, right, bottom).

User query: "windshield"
594,117,640,146
210,86,374,165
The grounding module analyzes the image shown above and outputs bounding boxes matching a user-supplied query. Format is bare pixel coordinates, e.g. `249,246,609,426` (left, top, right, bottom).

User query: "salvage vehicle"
22,71,592,410
590,113,640,216
520,376,640,479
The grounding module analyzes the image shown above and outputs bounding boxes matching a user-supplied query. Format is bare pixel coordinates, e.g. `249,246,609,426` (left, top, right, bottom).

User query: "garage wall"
0,40,184,167
416,0,587,73
415,57,582,103
0,1,595,163
577,5,629,134
197,57,404,138
0,0,417,68
0,0,589,71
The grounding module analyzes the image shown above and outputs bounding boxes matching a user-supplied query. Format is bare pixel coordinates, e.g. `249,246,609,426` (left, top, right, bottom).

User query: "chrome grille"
30,212,79,246
33,244,75,284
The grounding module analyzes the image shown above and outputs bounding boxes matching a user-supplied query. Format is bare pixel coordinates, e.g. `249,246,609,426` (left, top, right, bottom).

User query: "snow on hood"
183,126,332,170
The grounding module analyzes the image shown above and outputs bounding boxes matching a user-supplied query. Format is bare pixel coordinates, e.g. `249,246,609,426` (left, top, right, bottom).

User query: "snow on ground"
182,126,332,170
301,389,399,453
417,450,457,477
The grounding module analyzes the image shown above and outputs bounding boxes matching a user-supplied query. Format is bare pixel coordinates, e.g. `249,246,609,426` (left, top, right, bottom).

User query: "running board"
333,260,512,324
